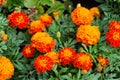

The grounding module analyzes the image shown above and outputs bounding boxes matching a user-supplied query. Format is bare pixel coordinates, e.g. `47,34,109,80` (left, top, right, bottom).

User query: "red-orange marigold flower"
73,52,93,71
21,45,35,58
7,12,29,29
58,47,76,65
0,56,14,80
34,55,53,72
97,56,109,66
90,7,100,17
71,5,93,26
76,25,100,45
108,20,120,30
39,14,53,27
31,32,56,53
0,0,2,5
44,52,60,64
28,20,45,34
106,30,120,48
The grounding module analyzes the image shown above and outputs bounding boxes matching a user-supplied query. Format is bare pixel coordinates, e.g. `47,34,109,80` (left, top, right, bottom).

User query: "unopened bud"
57,31,61,38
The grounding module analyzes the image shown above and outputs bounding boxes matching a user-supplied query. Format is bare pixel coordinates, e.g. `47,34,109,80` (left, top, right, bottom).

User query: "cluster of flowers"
106,20,120,48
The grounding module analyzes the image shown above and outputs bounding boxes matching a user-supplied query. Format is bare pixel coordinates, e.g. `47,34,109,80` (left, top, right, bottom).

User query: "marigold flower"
28,20,45,34
76,25,100,45
97,56,109,66
7,12,29,29
2,34,8,41
58,47,76,65
0,56,14,80
106,30,120,48
90,7,100,17
73,52,93,71
39,14,53,27
71,5,93,26
0,0,2,5
31,32,56,53
53,11,59,20
21,45,35,58
44,51,60,64
108,20,120,30
34,55,53,72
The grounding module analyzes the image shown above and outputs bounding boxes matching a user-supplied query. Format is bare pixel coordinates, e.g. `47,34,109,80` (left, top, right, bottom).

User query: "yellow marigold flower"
73,52,93,71
53,11,59,20
44,51,60,64
76,25,100,45
39,14,53,27
71,5,93,26
28,20,46,34
90,7,100,18
0,56,14,80
31,32,56,53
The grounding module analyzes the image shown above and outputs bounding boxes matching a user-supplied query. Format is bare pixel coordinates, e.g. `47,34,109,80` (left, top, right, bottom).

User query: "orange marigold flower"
44,51,60,64
28,20,45,34
0,56,14,80
108,20,120,30
73,52,93,71
76,25,100,45
21,45,35,58
106,30,120,48
39,14,53,27
58,47,76,65
90,7,100,17
97,56,109,66
34,55,53,72
7,12,29,29
71,5,93,26
31,32,56,53
53,11,59,20
2,34,8,41
0,0,2,5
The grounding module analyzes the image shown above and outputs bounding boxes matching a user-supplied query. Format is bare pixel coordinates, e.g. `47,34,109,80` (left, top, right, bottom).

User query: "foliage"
0,0,120,80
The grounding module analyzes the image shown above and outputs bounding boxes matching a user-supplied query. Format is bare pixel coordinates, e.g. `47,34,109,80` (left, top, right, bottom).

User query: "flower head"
21,45,35,58
71,6,93,26
97,56,109,66
44,51,60,64
106,30,120,48
31,32,56,53
108,20,120,30
90,7,100,17
53,11,59,20
0,56,14,80
28,20,45,34
58,47,76,65
76,25,100,45
0,0,2,5
7,12,29,29
73,52,93,71
39,14,53,27
34,55,53,72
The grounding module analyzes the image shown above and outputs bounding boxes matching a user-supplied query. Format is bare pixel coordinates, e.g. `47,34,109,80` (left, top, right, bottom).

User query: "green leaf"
24,0,38,8
46,1,65,14
39,0,53,6
59,67,68,74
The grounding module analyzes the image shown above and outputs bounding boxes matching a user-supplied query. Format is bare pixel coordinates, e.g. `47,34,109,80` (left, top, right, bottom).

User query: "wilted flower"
31,32,56,53
106,30,120,48
76,25,100,45
0,56,14,80
58,47,76,65
71,4,93,26
34,55,53,72
28,20,45,34
7,12,29,29
21,45,35,58
73,52,93,71
39,14,53,27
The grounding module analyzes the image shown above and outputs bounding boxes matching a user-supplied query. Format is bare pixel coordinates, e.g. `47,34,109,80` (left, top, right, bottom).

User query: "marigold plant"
28,20,45,34
73,52,93,72
31,32,56,53
39,14,53,27
21,45,35,58
34,55,53,72
7,12,29,29
76,25,100,45
106,29,120,48
71,4,93,26
0,56,14,80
